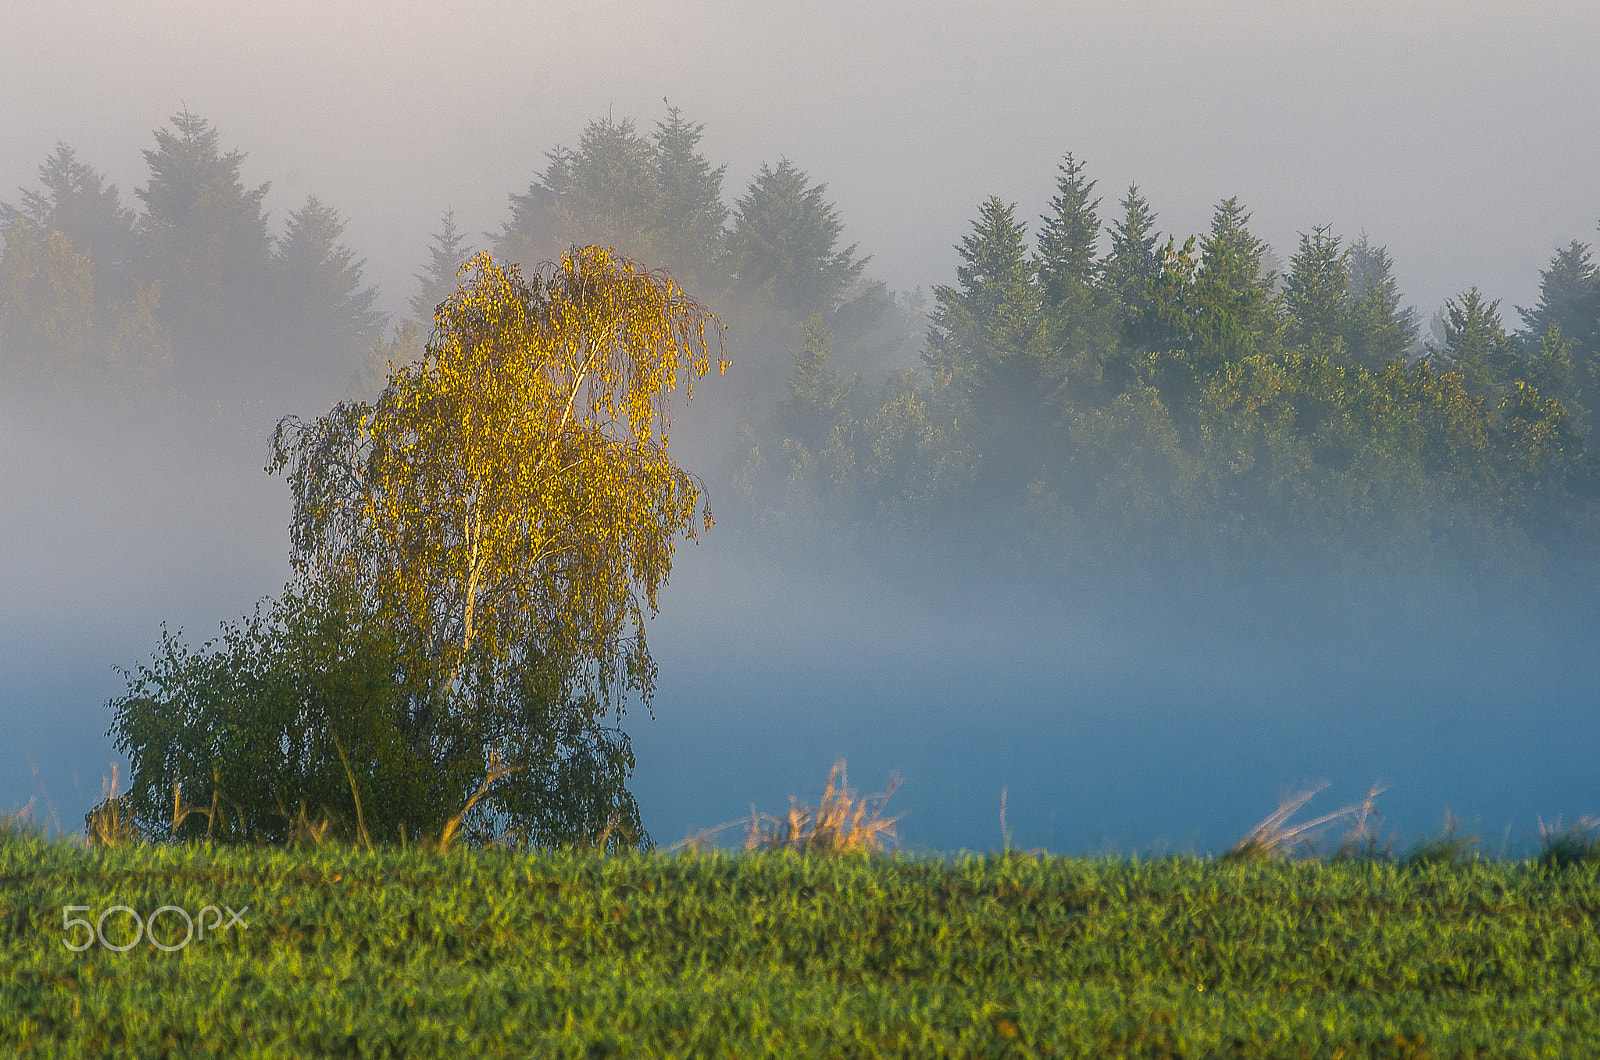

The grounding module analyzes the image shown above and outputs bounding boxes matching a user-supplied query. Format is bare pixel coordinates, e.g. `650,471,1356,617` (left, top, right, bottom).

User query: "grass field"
3,823,1598,1058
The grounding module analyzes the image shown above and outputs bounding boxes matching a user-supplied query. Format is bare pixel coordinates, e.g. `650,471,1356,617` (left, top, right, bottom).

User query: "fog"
4,0,1600,852
634,548,1600,854
8,1,1600,319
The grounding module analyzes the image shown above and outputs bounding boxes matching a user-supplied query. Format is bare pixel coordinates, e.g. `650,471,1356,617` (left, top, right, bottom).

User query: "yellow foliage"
272,246,726,712
0,219,95,371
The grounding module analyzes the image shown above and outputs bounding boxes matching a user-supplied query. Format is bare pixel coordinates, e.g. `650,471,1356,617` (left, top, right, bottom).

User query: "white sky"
6,0,1599,324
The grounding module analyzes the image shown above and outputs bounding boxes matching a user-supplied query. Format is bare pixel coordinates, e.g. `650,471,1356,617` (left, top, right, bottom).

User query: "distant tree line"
734,160,1600,584
411,105,915,406
3,105,912,409
1,111,383,400
7,105,1600,585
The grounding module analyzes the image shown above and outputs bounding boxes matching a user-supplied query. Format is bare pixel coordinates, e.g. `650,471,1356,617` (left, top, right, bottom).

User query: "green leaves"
107,581,458,845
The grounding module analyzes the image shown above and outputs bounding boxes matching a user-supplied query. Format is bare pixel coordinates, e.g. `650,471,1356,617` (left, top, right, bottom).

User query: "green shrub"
104,578,645,850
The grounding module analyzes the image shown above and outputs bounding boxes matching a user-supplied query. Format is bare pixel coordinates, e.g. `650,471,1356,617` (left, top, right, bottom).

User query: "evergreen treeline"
6,105,1599,584
735,166,1600,585
0,111,383,403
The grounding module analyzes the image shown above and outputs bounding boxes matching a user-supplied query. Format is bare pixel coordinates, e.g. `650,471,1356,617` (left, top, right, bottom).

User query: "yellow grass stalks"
1227,781,1386,861
438,751,520,852
743,759,903,855
85,764,135,849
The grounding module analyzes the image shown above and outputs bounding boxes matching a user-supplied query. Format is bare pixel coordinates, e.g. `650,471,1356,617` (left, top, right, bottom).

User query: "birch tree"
267,246,725,843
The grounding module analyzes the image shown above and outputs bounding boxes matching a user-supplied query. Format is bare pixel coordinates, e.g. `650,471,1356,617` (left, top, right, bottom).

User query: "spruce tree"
1518,240,1598,356
925,196,1040,418
1343,235,1418,371
1035,155,1119,404
779,316,856,454
651,104,729,286
1035,154,1101,307
497,115,663,268
728,158,865,318
1437,287,1518,400
1103,183,1161,351
1,144,157,375
1282,225,1349,361
1518,239,1599,422
5,144,137,304
136,110,273,357
409,208,473,324
274,196,384,363
1187,197,1278,365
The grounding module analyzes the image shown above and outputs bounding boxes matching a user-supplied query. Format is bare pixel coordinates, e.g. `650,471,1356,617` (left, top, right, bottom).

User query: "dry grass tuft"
1537,815,1600,869
1333,783,1392,860
666,759,904,856
744,759,903,855
1401,812,1478,867
668,819,741,855
4,797,40,836
284,803,335,848
1227,782,1386,862
85,764,136,849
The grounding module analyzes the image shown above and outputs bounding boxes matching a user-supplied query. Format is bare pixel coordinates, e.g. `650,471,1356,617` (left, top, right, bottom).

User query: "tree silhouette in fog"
136,109,273,361
729,158,866,318
273,195,385,378
409,207,473,325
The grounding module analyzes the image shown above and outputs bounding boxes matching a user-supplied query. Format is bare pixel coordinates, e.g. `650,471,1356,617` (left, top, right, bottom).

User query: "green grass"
3,825,1599,1058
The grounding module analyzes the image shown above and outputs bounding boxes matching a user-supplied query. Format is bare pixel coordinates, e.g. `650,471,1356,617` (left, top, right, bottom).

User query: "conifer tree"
1,145,158,375
1437,287,1519,400
1035,154,1101,307
728,158,865,317
1519,238,1599,422
651,103,729,286
1343,235,1418,371
4,144,137,304
1103,183,1162,351
778,316,856,454
497,106,731,295
497,116,662,269
136,110,272,355
1519,240,1598,357
1282,225,1349,360
1034,155,1118,403
273,195,385,371
925,196,1040,417
1187,197,1278,365
410,208,473,324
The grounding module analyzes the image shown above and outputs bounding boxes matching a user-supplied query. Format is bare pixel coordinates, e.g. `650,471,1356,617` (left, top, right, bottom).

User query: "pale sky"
7,1,1599,325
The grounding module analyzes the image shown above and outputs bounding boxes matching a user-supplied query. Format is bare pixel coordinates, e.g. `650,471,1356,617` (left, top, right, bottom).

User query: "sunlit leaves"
265,247,724,843
276,247,721,700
